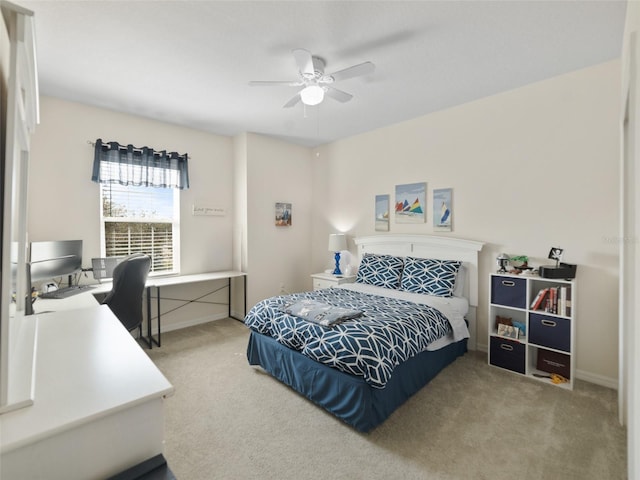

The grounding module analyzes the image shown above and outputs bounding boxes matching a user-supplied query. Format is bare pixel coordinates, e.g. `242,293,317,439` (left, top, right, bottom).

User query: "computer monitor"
29,240,83,284
91,256,123,281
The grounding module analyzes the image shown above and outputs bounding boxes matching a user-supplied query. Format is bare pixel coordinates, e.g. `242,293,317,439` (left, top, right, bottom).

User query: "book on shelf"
531,285,572,315
530,288,549,310
544,287,555,313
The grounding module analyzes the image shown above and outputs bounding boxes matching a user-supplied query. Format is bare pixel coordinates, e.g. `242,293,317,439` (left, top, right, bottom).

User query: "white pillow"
453,265,466,297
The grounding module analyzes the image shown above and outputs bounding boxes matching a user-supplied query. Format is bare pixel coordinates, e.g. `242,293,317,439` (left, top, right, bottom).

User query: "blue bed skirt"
247,330,467,432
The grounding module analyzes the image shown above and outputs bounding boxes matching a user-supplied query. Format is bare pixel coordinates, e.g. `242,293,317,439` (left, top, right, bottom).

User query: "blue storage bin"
529,313,570,352
491,276,527,309
489,336,525,374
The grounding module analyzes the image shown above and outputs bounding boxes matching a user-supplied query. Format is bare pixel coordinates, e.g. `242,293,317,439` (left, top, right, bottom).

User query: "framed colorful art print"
395,182,426,224
433,188,452,232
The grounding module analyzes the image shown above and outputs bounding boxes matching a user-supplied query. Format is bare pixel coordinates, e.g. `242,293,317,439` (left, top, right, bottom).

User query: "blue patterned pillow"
355,253,404,289
400,257,462,297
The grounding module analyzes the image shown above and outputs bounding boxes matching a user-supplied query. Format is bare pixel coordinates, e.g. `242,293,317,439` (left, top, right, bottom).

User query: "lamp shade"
300,85,324,106
328,234,347,252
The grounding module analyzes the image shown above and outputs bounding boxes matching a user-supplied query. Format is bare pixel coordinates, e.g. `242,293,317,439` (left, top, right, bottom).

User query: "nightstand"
311,273,356,290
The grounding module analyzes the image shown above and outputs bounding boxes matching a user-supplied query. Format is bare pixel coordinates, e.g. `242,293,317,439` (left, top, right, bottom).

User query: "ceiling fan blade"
249,80,302,87
324,87,353,103
292,48,314,75
327,61,375,82
283,93,301,108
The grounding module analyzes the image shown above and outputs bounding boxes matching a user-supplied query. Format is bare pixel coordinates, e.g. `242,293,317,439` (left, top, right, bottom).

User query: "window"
100,183,180,274
91,138,189,275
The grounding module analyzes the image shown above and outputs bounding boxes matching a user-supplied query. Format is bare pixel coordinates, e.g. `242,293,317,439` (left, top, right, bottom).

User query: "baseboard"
473,343,617,390
159,313,228,334
575,369,618,390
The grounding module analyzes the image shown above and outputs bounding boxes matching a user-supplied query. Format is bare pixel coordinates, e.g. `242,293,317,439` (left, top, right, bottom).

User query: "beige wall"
242,133,313,307
28,96,235,328
312,61,621,385
29,96,235,273
28,61,621,385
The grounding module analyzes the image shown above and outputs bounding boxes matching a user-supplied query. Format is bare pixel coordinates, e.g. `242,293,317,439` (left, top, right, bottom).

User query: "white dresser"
0,305,174,479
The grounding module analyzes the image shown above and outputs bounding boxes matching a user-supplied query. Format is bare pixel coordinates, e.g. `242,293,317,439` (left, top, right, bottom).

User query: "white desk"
32,284,111,314
146,270,247,348
32,270,247,349
0,305,174,479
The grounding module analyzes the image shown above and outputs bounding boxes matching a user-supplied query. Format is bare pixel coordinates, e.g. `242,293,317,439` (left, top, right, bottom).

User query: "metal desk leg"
153,286,161,347
230,275,248,322
138,287,152,349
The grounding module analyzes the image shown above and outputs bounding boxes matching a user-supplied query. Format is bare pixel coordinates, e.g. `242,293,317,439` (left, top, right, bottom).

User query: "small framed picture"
497,323,519,339
275,202,292,227
375,194,390,231
433,188,452,232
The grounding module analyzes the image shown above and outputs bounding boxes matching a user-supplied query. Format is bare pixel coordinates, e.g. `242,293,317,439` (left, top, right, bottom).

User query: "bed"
245,234,484,432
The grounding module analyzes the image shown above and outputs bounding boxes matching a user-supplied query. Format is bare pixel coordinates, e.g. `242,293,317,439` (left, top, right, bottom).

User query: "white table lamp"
328,234,347,275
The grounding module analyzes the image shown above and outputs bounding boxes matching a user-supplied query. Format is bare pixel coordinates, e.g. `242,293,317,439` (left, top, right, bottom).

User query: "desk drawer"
529,313,570,352
491,276,526,309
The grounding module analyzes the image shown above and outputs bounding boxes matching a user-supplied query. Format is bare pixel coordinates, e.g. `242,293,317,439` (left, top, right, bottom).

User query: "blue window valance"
91,138,189,189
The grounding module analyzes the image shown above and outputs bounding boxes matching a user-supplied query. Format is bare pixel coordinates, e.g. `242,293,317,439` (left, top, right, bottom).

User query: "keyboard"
39,285,94,299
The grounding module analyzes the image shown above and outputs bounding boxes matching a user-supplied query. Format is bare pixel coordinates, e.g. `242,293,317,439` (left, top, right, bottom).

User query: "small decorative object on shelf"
488,272,576,390
508,255,532,274
496,253,510,273
548,247,564,266
539,247,577,279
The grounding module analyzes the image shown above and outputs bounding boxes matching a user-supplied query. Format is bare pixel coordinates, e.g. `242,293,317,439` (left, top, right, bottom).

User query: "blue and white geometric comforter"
244,286,458,389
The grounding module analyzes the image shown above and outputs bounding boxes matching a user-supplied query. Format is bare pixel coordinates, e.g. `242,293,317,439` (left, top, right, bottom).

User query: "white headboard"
353,235,485,351
353,235,485,307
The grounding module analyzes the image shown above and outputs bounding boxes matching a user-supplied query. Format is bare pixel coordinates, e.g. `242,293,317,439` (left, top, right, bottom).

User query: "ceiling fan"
249,48,375,108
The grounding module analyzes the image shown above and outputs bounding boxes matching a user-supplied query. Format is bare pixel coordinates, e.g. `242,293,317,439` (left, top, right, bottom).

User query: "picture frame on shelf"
548,247,564,266
497,323,519,339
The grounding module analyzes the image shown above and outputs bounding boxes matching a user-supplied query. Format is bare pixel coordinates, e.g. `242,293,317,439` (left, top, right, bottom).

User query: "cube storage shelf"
488,273,576,390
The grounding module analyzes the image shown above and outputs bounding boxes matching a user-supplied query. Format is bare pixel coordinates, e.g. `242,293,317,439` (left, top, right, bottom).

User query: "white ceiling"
20,0,626,147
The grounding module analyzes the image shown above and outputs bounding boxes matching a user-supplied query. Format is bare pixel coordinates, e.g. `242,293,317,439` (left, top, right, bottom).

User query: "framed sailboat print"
375,194,390,231
395,182,426,224
433,188,452,232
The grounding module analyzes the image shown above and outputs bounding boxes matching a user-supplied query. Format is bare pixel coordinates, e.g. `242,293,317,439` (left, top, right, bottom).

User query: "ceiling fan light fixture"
300,85,324,106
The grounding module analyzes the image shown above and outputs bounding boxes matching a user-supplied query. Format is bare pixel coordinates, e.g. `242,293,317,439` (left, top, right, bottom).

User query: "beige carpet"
146,318,626,480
